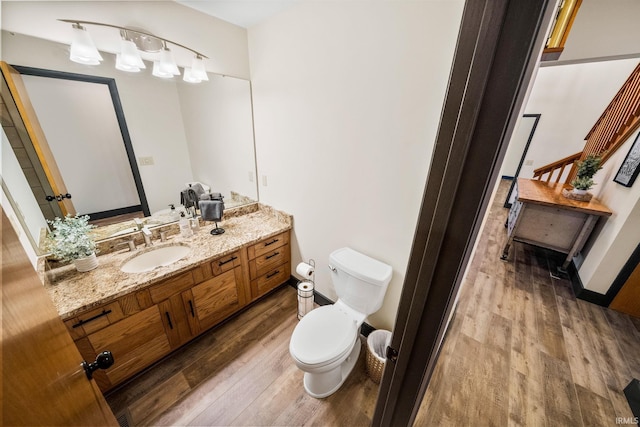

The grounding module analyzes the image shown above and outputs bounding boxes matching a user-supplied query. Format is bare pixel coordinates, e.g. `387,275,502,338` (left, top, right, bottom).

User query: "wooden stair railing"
533,152,581,184
533,62,640,186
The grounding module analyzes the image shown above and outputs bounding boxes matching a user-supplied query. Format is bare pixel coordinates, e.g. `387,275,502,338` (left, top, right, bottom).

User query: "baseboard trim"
289,277,376,337
624,379,640,419
567,261,610,306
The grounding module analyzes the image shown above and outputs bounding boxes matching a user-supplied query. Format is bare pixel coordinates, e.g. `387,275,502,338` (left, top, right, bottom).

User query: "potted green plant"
46,214,98,272
571,154,602,195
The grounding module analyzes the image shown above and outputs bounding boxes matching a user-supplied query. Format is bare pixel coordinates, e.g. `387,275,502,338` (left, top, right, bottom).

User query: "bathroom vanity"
42,204,292,392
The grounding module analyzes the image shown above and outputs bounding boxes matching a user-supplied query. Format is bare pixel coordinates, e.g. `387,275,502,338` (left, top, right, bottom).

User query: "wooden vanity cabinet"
248,231,291,299
65,232,291,392
153,251,248,347
65,289,170,392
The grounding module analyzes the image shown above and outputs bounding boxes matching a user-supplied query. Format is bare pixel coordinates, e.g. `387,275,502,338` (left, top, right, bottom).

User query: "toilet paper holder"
297,259,315,320
306,259,315,284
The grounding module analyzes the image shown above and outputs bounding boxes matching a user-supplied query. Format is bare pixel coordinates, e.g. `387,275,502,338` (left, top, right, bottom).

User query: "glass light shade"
69,24,103,65
116,54,141,72
152,61,174,78
183,67,202,83
158,47,180,76
190,56,209,81
115,39,145,72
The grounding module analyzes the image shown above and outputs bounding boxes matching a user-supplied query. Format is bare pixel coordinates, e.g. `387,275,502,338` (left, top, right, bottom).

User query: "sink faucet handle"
142,227,153,246
115,237,136,252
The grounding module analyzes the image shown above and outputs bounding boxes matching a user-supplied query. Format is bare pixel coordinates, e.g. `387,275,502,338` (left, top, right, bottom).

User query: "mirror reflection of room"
1,31,258,251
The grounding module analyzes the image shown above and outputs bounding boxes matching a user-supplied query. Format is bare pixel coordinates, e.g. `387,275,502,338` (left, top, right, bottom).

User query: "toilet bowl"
289,248,392,398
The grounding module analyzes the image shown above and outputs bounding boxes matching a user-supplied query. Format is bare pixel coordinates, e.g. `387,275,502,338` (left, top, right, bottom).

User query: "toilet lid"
290,305,357,365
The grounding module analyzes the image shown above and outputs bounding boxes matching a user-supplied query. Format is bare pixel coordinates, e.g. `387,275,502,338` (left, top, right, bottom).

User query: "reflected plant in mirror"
45,214,97,262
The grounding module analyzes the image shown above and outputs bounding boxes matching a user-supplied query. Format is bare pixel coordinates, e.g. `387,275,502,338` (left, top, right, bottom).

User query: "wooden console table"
501,178,612,270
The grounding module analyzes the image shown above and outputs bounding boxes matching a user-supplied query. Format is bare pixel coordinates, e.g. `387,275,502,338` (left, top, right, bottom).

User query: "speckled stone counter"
43,204,292,319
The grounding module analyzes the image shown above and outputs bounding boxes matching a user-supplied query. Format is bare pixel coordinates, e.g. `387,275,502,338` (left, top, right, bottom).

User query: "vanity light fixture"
59,19,209,82
69,23,103,65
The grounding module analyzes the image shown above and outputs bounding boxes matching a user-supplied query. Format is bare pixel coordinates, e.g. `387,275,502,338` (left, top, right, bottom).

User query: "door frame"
504,113,541,208
11,65,150,220
372,0,556,425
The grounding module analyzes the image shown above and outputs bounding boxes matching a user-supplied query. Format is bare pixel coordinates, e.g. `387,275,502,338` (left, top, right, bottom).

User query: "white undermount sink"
120,245,190,273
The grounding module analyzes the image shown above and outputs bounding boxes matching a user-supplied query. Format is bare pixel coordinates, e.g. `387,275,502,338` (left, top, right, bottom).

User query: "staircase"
533,62,640,187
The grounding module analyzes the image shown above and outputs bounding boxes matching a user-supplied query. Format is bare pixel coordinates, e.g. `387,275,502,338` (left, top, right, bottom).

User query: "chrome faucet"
115,237,136,252
142,227,153,247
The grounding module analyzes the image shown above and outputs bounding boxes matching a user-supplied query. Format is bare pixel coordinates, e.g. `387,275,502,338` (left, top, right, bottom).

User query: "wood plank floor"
106,180,639,426
105,286,378,426
415,181,640,426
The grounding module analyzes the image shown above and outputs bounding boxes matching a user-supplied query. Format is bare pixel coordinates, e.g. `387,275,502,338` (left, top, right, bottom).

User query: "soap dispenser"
179,212,193,238
169,204,180,222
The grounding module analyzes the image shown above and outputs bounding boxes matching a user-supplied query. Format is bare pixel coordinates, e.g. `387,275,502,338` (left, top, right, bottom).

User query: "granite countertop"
43,204,292,319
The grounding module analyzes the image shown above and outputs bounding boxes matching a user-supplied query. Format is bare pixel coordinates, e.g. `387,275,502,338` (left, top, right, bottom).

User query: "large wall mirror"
1,31,259,253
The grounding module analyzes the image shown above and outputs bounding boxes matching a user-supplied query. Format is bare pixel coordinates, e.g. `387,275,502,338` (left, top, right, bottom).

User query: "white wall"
248,1,465,330
518,59,639,181
561,0,640,62
178,75,257,202
579,129,640,294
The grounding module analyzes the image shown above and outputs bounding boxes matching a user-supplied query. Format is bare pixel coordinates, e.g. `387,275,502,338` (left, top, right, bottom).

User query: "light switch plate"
138,156,154,166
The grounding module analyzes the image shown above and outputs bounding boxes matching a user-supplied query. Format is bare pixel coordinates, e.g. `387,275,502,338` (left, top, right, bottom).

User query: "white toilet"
289,247,392,398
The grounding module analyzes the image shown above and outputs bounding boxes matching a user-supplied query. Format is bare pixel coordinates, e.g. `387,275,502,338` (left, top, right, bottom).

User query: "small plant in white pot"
571,154,602,196
46,214,98,272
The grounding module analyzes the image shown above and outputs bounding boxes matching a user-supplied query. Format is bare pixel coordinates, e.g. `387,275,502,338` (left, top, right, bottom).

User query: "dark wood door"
1,208,117,425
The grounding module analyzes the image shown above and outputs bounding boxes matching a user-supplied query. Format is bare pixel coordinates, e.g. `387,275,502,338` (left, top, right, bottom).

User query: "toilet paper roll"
297,281,314,320
296,262,315,278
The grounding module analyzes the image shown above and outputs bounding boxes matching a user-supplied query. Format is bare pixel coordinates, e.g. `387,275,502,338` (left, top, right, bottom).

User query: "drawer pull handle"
265,251,280,260
218,256,238,266
264,238,279,247
188,300,195,318
165,312,173,329
72,309,112,328
266,270,280,279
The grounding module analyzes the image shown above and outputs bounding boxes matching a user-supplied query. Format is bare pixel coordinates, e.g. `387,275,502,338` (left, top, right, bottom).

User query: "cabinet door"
158,293,193,349
86,305,171,389
191,267,247,331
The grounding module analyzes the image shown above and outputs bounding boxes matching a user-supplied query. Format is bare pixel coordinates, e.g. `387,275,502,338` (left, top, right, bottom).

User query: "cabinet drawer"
247,232,290,260
211,251,242,276
67,301,124,336
149,270,195,303
251,262,290,299
192,267,245,331
249,244,290,279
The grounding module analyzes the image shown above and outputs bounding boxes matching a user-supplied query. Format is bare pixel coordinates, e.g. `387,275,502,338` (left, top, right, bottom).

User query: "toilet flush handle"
328,264,337,273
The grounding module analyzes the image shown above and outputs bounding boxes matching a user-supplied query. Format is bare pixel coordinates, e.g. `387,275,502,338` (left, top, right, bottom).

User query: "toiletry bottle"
169,204,180,222
179,212,193,238
190,216,200,234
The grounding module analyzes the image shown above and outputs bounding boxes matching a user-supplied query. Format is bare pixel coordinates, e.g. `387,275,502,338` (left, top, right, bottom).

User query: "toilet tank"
329,248,392,315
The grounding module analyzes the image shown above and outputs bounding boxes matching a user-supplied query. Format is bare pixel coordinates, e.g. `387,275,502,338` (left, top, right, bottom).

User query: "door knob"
82,351,114,380
45,193,72,202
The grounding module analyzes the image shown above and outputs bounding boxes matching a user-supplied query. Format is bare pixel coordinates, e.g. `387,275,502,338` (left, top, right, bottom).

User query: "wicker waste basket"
366,329,392,384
